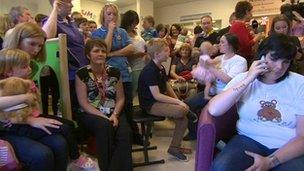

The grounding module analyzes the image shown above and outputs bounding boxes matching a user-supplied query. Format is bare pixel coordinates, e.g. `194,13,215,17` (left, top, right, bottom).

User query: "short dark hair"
155,24,168,35
85,38,108,57
87,20,96,25
169,24,182,37
35,14,47,23
71,11,82,18
74,17,88,27
257,33,297,82
193,25,203,34
223,33,239,53
120,10,139,31
235,1,253,19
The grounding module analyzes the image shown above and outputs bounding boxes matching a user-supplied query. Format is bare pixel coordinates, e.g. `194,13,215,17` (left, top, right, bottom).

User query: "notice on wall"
249,0,283,16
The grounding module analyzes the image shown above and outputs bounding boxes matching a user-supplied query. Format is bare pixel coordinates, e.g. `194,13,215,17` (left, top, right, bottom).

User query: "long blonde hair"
99,3,119,27
0,49,30,76
3,22,46,62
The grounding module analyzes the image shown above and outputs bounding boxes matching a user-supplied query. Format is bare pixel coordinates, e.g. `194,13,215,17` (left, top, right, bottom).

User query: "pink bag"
0,140,21,171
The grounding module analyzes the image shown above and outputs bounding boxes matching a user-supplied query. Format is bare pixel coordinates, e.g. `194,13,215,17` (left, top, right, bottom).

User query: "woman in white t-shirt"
121,10,148,98
183,33,247,141
209,33,304,171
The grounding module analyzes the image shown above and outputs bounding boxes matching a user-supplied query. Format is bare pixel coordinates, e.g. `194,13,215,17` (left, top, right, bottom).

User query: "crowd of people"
0,0,304,170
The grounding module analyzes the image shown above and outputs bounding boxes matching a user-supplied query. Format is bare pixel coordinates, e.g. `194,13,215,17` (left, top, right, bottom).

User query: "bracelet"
268,154,281,168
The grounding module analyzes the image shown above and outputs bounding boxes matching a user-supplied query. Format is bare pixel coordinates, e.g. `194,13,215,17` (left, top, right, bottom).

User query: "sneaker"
167,147,189,162
178,147,192,154
73,155,97,169
183,133,197,141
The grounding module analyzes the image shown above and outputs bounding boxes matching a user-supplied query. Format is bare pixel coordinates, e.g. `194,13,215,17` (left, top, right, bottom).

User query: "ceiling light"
107,0,117,2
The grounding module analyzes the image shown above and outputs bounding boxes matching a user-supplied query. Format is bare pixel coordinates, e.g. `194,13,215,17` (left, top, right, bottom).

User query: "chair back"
195,105,238,171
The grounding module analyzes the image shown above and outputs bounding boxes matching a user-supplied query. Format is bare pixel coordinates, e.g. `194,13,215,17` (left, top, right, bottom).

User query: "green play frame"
31,34,72,120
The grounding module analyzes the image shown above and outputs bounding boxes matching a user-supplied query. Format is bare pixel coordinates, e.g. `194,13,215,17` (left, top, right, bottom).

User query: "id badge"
99,99,115,116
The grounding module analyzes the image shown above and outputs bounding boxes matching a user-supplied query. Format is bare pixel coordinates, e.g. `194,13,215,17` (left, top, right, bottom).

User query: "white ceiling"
91,0,199,8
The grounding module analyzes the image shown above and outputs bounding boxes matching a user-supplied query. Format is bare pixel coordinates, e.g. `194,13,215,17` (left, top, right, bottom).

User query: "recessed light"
107,0,117,2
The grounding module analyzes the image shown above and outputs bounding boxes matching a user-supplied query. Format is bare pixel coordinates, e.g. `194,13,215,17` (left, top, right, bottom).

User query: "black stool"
132,106,166,167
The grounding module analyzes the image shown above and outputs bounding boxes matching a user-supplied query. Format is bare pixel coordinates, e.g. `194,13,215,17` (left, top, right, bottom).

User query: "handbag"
170,80,197,97
178,70,193,81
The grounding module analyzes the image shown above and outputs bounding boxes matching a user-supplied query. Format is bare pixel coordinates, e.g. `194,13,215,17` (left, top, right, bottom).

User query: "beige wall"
120,4,137,14
154,0,239,28
0,0,102,24
80,0,104,24
0,0,52,16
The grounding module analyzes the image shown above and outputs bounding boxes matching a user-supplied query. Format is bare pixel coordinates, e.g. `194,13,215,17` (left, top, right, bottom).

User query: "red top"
229,21,254,62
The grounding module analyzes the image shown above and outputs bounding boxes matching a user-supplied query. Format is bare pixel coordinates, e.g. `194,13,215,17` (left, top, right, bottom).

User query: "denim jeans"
212,135,304,171
184,91,209,138
7,115,80,160
2,134,68,171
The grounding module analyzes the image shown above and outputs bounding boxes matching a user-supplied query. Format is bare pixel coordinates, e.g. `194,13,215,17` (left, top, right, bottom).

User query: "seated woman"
75,39,132,171
170,43,197,99
183,33,247,141
208,33,304,171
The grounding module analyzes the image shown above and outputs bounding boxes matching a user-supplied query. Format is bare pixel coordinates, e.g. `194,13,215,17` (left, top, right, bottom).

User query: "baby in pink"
191,41,219,99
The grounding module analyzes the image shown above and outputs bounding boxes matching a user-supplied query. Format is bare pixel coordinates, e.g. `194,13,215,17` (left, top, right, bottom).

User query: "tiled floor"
132,119,196,171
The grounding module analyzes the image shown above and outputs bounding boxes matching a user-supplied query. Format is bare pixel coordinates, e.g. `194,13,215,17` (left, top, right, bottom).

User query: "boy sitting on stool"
138,38,191,161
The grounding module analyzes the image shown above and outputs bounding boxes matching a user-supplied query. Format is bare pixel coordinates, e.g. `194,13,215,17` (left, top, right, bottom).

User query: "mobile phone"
260,55,268,73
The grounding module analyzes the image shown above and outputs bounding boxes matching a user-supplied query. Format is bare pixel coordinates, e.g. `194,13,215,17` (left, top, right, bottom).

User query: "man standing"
194,15,219,48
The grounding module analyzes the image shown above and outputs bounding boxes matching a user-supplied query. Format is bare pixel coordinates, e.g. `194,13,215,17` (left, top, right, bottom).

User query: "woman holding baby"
183,33,247,141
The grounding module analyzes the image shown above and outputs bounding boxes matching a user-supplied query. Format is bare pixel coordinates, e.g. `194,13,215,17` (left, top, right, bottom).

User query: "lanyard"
92,69,108,101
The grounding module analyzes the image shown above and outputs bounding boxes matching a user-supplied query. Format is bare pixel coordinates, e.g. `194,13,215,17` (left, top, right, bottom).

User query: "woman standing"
91,3,135,144
120,10,146,144
120,10,147,100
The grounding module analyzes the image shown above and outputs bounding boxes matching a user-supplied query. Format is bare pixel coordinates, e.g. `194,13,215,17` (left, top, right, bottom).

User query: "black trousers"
40,70,60,115
76,112,133,171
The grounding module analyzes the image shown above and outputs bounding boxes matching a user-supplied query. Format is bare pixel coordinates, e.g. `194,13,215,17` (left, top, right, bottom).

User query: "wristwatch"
268,154,281,168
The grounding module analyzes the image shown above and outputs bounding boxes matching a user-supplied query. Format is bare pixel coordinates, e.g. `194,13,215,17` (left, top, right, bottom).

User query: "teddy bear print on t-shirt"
257,100,282,123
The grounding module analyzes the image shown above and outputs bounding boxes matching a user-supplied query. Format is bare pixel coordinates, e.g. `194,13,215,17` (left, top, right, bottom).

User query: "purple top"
291,21,304,37
43,16,89,80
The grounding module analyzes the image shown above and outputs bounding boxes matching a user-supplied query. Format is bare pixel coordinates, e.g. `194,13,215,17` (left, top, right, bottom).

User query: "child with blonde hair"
0,49,96,170
191,41,219,99
138,38,191,161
